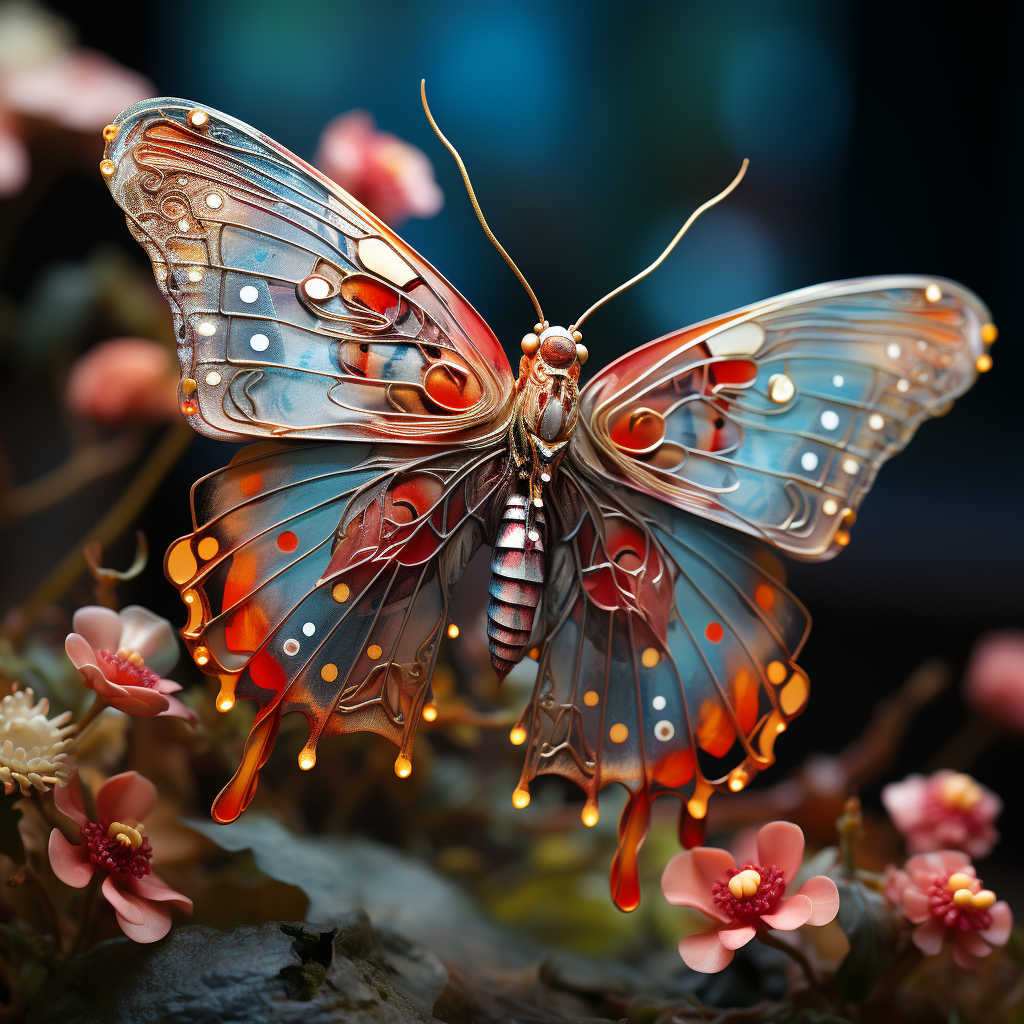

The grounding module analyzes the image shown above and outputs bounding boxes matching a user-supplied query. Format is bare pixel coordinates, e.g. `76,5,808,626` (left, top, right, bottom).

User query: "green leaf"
832,875,899,1002
0,795,26,864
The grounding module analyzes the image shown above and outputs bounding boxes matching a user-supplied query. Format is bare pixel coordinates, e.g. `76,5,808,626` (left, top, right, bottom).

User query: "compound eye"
540,335,576,367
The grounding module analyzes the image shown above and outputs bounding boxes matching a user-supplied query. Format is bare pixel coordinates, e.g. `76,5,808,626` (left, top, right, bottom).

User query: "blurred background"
0,0,1021,970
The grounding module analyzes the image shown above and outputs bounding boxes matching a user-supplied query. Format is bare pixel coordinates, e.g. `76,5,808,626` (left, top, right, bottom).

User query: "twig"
73,696,109,738
756,930,820,992
13,421,193,633
0,431,146,523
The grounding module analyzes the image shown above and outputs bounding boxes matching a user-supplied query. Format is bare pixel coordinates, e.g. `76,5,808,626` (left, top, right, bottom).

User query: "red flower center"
96,649,162,690
712,862,786,924
928,877,993,932
81,819,153,878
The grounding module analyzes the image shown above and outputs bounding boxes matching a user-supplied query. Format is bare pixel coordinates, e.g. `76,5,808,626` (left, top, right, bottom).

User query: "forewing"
577,277,994,558
511,469,809,910
102,98,513,444
164,440,510,822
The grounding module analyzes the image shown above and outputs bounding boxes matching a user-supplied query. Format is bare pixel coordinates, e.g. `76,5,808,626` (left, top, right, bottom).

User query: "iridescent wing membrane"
578,279,994,558
100,97,513,444
512,466,809,909
101,99,517,820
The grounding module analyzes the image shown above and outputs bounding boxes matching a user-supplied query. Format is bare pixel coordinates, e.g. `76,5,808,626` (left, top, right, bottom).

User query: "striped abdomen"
488,494,545,680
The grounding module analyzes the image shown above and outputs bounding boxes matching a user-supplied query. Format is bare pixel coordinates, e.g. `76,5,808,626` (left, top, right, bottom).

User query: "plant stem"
74,696,109,738
14,422,194,634
66,873,101,961
756,930,819,991
20,867,62,954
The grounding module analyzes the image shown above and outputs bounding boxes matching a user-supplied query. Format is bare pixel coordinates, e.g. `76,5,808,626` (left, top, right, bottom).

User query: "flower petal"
110,686,171,717
72,606,123,653
719,925,756,950
119,606,179,676
950,941,982,971
956,929,992,959
102,876,173,942
661,846,735,921
881,775,927,832
48,830,93,887
679,930,735,973
794,875,840,926
912,918,946,956
756,821,804,883
65,632,101,673
125,872,193,913
760,893,812,931
981,901,1013,946
901,885,932,924
96,770,157,823
157,693,199,725
53,771,88,828
154,678,182,693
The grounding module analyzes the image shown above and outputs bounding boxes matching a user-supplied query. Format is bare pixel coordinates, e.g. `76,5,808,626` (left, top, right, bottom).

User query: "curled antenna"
572,159,749,332
420,80,545,326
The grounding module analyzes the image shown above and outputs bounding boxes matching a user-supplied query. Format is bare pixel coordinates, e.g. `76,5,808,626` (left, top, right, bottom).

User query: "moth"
100,90,995,910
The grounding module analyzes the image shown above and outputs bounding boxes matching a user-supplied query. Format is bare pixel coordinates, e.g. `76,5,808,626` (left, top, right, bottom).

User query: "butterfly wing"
165,440,510,822
577,277,994,558
512,468,809,910
101,97,513,445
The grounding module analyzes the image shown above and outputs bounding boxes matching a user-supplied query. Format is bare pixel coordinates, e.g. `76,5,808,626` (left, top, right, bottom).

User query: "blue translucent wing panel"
512,473,809,909
102,98,513,444
577,277,994,558
164,441,509,821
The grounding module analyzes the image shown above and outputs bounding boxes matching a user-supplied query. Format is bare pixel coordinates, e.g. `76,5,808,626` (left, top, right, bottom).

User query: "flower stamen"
941,773,982,811
108,821,145,850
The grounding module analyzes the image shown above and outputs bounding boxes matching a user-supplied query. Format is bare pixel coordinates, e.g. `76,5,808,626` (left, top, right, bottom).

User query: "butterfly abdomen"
487,494,545,680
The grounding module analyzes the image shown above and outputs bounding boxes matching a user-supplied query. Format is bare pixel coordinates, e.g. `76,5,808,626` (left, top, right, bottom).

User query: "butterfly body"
100,97,996,911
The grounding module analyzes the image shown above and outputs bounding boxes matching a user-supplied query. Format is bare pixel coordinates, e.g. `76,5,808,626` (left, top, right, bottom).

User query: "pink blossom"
48,771,192,942
66,606,197,723
661,821,840,973
315,110,443,226
0,49,150,133
882,770,1001,859
66,338,180,424
882,863,910,908
0,114,28,195
964,631,1024,733
900,850,1011,970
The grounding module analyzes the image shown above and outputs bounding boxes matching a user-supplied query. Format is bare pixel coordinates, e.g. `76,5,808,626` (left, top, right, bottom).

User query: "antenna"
571,159,749,332
420,80,545,326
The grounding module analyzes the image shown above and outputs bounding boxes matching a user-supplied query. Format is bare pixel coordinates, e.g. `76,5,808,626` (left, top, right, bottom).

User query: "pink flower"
48,771,192,942
964,631,1024,733
882,863,910,907
66,338,180,424
0,49,151,133
900,850,1011,970
882,770,1001,859
661,821,840,973
314,110,444,226
66,606,197,723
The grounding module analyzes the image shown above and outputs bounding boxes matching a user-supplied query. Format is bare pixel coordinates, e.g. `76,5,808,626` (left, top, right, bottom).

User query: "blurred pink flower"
900,850,1011,970
0,4,151,197
66,605,197,723
661,821,839,973
315,110,443,226
881,863,910,907
964,631,1024,732
0,49,150,133
882,770,1001,859
48,770,192,942
66,338,180,424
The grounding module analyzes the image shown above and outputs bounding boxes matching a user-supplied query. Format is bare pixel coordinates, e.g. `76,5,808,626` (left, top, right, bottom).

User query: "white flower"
0,686,74,796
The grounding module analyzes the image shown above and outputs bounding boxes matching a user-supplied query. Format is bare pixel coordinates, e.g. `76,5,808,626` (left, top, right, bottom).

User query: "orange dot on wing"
609,722,628,743
240,473,263,496
767,660,788,685
197,536,219,560
367,644,382,660
583,690,599,706
332,583,350,603
755,584,774,611
705,622,724,643
641,647,660,668
320,663,338,682
277,531,298,552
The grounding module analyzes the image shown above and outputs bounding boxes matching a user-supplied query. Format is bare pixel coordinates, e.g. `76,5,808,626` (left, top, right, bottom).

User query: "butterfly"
99,91,995,911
